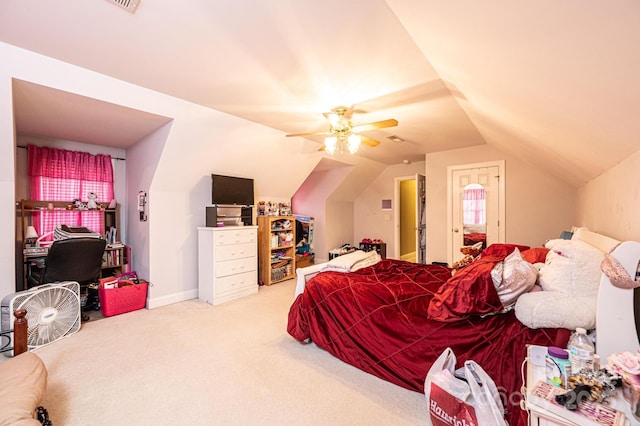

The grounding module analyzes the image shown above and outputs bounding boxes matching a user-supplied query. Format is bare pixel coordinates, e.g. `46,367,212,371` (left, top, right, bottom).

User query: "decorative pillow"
601,253,640,289
428,255,504,322
496,248,537,307
490,261,503,287
481,243,530,258
521,247,549,264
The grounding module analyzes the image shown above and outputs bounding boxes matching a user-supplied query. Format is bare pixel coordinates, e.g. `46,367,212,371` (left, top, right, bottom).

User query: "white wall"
1,68,18,297
354,161,426,259
577,149,640,242
292,164,353,263
425,145,577,264
0,42,326,304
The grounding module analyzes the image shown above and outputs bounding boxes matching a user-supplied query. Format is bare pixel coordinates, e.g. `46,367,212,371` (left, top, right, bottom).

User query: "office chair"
27,237,107,320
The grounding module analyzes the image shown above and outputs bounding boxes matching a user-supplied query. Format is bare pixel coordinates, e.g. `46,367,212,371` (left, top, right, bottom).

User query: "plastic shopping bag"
425,348,507,426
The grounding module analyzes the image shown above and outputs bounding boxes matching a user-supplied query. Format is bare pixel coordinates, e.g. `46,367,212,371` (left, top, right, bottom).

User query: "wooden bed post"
13,309,28,355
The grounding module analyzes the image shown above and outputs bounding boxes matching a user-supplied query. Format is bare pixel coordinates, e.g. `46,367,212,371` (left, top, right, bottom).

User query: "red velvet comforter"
464,232,486,246
287,258,570,425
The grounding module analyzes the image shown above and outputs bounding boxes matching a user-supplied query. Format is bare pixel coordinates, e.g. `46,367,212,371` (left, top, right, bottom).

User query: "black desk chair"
27,238,107,319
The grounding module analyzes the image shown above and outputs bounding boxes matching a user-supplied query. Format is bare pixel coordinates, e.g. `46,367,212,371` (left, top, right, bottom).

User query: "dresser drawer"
215,271,256,295
215,257,256,278
215,242,256,261
214,228,257,246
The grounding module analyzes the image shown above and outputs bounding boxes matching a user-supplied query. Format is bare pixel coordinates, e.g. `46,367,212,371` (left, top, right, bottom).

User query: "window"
28,145,114,240
462,183,486,225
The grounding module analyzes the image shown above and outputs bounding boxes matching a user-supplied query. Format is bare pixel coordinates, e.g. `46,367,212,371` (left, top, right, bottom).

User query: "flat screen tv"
211,174,254,206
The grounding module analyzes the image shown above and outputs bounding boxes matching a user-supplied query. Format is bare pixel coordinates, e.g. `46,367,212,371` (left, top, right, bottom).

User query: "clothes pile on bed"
287,243,585,426
321,249,381,273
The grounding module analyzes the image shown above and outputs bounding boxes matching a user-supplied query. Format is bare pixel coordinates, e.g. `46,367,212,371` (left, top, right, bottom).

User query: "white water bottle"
567,327,595,373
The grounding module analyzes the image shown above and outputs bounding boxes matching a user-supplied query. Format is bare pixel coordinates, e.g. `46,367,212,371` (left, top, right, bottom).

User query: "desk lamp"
25,226,38,247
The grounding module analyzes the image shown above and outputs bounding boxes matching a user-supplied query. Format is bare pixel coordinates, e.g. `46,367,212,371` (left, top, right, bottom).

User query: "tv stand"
206,205,252,227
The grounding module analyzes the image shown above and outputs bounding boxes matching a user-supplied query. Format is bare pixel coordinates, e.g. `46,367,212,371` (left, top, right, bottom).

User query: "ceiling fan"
286,106,398,154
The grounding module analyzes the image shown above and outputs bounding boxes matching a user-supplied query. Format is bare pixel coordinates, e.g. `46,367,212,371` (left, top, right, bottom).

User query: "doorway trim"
394,175,420,260
446,160,506,266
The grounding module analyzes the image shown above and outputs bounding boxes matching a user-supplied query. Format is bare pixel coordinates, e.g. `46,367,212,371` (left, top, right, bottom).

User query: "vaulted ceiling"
2,0,638,187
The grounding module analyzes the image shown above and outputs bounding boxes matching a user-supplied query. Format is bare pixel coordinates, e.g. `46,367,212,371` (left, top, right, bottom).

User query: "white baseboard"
146,288,198,309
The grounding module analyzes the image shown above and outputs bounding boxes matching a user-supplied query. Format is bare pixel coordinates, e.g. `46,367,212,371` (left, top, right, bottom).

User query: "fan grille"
14,282,81,349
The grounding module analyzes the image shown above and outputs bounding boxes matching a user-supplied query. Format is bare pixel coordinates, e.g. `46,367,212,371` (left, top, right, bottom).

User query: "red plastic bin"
99,280,148,317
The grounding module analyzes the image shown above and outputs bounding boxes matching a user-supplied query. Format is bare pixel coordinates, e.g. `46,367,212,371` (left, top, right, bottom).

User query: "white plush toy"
515,238,605,330
87,192,98,210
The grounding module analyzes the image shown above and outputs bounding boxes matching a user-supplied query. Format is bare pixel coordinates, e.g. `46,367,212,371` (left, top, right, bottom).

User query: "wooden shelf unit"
101,246,126,276
258,216,296,286
17,199,119,243
17,199,124,290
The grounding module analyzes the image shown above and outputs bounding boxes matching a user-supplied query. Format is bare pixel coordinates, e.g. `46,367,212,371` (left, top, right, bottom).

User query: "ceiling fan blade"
286,131,331,138
351,118,398,133
360,135,381,147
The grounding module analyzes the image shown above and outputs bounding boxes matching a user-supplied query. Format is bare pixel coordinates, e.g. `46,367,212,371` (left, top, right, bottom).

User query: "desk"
21,245,127,291
21,248,49,291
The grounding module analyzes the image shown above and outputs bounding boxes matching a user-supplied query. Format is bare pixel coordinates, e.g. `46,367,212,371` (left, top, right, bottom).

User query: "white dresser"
198,226,258,305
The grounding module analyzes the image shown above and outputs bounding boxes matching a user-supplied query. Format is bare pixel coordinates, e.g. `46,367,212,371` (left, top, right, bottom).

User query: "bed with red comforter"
287,249,571,425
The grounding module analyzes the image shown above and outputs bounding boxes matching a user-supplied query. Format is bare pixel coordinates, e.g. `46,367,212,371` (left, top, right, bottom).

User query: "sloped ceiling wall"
387,0,640,186
2,1,637,187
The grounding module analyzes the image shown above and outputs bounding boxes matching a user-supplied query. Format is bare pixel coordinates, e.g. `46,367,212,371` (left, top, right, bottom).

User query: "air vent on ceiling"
105,0,140,13
387,135,405,143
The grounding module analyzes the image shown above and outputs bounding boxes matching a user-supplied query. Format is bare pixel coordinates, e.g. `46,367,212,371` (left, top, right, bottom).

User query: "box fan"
1,281,81,356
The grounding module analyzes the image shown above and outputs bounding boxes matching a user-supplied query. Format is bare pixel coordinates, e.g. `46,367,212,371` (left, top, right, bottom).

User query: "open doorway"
394,174,425,263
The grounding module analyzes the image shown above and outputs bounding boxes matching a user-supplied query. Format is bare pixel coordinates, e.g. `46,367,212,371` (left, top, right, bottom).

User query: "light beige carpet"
28,279,428,425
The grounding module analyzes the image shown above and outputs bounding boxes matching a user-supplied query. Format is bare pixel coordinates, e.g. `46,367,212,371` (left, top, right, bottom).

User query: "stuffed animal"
87,192,98,210
451,242,483,273
73,199,87,210
515,238,605,329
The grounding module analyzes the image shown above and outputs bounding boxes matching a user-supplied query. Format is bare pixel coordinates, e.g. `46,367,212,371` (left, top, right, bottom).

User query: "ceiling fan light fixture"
324,136,337,155
287,105,397,156
327,114,340,127
347,134,361,154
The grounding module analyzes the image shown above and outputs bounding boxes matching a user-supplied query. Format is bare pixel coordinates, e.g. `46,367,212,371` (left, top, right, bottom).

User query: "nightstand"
524,345,639,426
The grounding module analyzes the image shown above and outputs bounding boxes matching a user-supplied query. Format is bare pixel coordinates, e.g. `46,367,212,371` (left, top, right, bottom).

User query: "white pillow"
515,292,598,329
494,248,537,307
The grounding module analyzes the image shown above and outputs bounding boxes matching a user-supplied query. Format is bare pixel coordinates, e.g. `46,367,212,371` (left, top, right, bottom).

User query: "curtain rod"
17,144,126,161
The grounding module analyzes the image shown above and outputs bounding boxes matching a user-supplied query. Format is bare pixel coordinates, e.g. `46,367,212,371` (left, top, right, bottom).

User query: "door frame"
394,175,424,261
446,160,506,266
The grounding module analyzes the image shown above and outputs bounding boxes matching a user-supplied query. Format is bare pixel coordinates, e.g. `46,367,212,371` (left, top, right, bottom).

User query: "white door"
448,162,504,266
416,173,426,264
